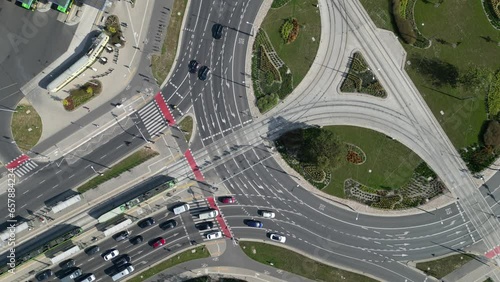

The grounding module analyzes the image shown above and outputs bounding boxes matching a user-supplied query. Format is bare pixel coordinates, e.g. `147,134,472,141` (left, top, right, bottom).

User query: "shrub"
488,71,500,117
288,18,300,43
484,120,500,150
392,0,416,44
257,93,279,113
280,18,294,43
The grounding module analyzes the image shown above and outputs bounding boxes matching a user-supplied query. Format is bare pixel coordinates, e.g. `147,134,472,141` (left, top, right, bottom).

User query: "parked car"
270,233,286,243
188,60,200,73
79,273,96,282
159,219,177,230
114,230,129,241
103,249,119,261
198,66,210,81
212,23,224,39
219,196,235,204
206,231,223,240
35,269,53,281
245,220,263,228
60,259,75,269
259,210,275,218
86,245,100,255
138,217,155,228
130,235,143,245
113,254,131,266
195,221,214,231
152,237,166,248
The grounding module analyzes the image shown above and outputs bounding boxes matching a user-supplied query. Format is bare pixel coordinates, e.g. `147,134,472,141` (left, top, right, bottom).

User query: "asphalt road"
28,198,227,282
156,0,257,151
0,3,77,162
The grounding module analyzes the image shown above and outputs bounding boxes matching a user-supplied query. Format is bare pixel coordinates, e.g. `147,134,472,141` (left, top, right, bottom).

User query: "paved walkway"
21,0,155,145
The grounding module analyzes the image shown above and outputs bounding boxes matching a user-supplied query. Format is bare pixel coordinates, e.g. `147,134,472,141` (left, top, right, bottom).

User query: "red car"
220,196,235,204
152,238,166,248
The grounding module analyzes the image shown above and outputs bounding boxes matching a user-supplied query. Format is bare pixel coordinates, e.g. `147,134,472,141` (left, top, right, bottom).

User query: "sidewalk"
21,0,156,153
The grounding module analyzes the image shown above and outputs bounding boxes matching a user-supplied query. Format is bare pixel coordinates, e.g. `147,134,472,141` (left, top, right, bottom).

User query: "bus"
16,0,37,11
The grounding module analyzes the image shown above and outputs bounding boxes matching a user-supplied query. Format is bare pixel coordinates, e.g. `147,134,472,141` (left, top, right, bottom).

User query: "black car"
195,221,214,231
114,230,130,241
86,245,100,255
212,23,224,39
60,259,75,269
36,269,53,281
188,60,199,73
130,235,143,245
159,219,177,230
198,66,210,81
138,217,155,228
112,254,131,266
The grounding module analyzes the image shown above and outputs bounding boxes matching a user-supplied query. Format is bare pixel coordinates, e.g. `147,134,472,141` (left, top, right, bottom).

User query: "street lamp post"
90,166,102,176
246,21,255,36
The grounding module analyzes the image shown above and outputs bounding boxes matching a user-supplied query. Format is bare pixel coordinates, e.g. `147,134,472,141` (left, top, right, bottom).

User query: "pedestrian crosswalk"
188,199,223,240
12,159,38,178
137,101,168,138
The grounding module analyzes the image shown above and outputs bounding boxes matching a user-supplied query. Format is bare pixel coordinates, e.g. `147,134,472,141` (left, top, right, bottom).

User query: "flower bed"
303,165,326,182
340,52,387,98
63,80,102,111
280,18,300,44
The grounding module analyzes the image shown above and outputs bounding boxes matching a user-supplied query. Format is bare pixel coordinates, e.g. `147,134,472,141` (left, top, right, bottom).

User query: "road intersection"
2,0,500,281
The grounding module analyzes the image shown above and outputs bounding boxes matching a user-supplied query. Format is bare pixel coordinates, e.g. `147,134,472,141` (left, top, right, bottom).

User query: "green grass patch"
359,0,500,149
416,254,476,279
240,242,378,282
261,0,321,87
151,0,188,84
128,246,209,282
77,148,159,193
325,126,422,197
11,104,42,152
178,115,193,143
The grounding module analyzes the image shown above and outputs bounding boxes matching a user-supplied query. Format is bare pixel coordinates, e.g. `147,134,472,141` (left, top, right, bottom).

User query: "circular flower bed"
345,143,366,165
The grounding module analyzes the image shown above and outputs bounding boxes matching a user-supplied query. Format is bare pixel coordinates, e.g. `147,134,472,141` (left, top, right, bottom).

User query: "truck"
198,209,218,220
173,204,190,215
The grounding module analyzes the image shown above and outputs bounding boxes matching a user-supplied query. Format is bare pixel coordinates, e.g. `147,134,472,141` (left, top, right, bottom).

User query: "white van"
173,204,190,215
112,265,134,281
198,209,218,220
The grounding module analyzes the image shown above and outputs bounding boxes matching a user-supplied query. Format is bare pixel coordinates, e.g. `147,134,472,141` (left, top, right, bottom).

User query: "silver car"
270,233,286,243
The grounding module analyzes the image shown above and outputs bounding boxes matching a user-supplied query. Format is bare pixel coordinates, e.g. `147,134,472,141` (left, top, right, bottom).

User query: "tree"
301,129,342,170
484,120,500,149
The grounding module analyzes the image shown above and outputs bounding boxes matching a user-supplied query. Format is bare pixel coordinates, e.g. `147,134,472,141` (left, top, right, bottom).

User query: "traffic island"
178,115,194,143
76,148,159,193
11,102,43,152
276,126,445,210
240,242,377,282
340,52,387,98
415,253,477,279
151,0,188,84
127,246,209,282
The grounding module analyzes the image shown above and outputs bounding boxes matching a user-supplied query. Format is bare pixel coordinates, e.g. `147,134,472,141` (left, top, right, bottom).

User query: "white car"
261,211,275,218
270,233,286,243
103,249,119,261
206,231,223,240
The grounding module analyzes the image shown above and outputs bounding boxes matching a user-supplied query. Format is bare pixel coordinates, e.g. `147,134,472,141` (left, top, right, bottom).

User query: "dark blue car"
246,220,263,228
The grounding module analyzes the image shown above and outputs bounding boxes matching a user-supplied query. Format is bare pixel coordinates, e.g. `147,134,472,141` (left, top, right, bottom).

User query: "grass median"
240,242,378,282
128,246,209,282
77,148,159,193
178,116,193,143
416,253,476,279
11,103,42,153
151,0,188,84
